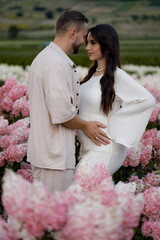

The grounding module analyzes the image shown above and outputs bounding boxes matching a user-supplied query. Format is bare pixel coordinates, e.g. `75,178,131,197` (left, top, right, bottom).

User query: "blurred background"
0,0,160,67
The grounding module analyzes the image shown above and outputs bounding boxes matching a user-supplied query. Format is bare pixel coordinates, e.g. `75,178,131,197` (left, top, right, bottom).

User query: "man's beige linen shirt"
27,42,80,170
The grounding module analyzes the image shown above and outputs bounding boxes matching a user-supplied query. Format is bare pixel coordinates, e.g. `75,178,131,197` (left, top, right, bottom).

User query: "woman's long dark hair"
81,24,121,115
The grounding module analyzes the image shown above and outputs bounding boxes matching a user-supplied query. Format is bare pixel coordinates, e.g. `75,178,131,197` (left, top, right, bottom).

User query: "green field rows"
0,38,160,67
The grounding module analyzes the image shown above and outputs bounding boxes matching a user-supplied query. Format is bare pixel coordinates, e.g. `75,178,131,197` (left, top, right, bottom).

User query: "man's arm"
62,115,110,146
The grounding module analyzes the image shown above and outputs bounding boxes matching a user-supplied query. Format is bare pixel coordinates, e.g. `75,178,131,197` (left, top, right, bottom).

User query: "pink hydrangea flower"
115,181,137,195
20,162,31,170
4,143,27,162
142,220,160,240
0,78,29,118
2,170,68,238
139,138,153,166
74,161,111,192
17,169,33,182
7,217,35,240
153,130,160,149
149,103,160,122
129,175,144,193
2,167,146,240
8,85,28,102
142,128,157,141
129,172,160,194
3,78,17,93
10,127,30,144
0,119,30,156
116,188,144,240
65,183,86,207
145,84,160,103
142,172,160,188
100,180,118,207
1,96,14,112
58,181,123,240
123,128,159,168
0,135,18,150
123,147,140,167
0,216,17,240
0,116,8,135
58,178,143,240
143,187,160,221
57,200,122,240
7,117,30,134
12,96,29,117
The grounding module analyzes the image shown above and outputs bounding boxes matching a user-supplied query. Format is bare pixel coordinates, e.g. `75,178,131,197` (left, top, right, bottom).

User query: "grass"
0,38,160,67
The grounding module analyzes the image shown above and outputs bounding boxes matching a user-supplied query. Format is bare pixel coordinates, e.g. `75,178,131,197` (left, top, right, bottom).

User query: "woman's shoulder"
114,67,156,106
114,66,137,86
113,66,140,94
114,67,129,79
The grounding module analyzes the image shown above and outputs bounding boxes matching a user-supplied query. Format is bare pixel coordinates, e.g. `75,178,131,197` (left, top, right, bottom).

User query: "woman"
77,24,155,175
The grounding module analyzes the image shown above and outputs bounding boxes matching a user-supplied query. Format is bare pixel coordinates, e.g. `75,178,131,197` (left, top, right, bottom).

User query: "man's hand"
83,121,110,146
62,115,110,146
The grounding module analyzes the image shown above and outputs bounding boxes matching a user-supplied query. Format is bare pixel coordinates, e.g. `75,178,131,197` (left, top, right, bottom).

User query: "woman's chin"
88,56,95,61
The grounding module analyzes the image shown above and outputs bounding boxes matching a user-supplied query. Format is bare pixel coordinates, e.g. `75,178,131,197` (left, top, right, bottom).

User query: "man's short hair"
56,10,89,35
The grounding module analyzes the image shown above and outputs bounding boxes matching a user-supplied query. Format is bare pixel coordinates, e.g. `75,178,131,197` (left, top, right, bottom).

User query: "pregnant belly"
77,112,109,154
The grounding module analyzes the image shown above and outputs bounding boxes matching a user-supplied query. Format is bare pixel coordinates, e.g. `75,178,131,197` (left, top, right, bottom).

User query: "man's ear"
70,28,77,40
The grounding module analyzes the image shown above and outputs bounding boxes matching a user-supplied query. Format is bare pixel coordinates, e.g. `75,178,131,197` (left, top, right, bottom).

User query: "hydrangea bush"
0,64,160,239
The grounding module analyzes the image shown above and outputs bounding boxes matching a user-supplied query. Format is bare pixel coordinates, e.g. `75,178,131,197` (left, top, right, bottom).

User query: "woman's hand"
83,121,110,146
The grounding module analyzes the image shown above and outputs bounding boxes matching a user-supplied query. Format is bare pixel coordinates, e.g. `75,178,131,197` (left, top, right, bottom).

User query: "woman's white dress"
77,67,155,175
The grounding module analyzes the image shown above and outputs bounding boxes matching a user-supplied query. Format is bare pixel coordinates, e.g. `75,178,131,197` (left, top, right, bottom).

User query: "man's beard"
72,42,81,54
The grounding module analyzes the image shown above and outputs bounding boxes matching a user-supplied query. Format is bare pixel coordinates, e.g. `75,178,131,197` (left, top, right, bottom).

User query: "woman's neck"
94,59,106,76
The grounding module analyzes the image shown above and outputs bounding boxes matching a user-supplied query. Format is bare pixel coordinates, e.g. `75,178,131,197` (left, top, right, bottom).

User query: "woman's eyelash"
86,40,97,45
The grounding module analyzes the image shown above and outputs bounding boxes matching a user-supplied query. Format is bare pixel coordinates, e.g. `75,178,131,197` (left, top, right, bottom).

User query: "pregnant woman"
77,24,155,175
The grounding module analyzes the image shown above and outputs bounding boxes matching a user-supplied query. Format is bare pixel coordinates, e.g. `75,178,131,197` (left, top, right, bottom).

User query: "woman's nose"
85,44,89,50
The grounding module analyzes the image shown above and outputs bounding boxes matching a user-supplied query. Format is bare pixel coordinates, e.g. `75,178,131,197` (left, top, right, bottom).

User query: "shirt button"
77,93,79,96
74,70,77,72
120,105,122,108
77,81,80,84
76,106,78,108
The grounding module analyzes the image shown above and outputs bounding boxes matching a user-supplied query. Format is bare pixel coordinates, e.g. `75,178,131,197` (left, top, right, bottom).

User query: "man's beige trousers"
31,165,74,193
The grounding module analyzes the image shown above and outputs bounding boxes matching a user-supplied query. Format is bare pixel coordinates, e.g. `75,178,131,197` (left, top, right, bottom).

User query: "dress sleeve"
107,67,156,150
44,63,77,124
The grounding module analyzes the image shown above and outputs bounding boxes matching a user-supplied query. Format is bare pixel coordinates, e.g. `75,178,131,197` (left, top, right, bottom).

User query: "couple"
27,10,155,193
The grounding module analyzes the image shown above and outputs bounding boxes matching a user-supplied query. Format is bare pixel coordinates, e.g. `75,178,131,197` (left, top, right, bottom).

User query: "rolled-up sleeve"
45,63,77,124
108,68,156,150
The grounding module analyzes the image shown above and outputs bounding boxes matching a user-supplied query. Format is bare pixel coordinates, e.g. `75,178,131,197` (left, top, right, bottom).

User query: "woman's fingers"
91,138,101,146
90,134,110,146
96,122,107,128
97,134,110,144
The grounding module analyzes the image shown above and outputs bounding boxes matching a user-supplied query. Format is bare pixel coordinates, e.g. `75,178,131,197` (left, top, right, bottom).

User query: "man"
27,10,109,193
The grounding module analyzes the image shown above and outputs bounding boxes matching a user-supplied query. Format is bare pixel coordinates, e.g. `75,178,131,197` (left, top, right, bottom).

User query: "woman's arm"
107,67,156,150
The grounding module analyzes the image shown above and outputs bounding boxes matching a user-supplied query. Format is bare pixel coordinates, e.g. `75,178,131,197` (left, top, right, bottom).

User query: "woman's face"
85,32,104,61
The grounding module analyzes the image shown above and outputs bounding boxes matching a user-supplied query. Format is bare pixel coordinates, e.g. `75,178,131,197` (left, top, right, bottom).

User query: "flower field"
0,64,160,240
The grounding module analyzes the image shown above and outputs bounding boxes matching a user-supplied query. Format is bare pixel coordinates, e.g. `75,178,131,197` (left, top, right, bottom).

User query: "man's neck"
54,37,71,55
